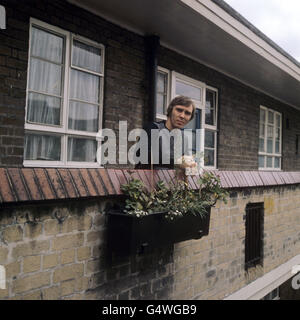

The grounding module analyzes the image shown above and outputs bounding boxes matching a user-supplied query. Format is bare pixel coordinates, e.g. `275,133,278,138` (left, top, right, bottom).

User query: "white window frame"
156,66,170,121
259,105,282,171
155,68,218,169
24,18,105,168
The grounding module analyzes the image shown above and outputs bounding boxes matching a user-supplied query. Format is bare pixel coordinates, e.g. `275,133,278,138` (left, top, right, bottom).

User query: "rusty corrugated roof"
1,168,300,205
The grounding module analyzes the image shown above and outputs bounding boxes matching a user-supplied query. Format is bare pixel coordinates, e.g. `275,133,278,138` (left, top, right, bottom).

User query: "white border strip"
0,5,6,29
224,255,300,300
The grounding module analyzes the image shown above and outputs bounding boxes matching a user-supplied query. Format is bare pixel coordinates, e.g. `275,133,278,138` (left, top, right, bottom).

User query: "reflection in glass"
205,90,215,125
184,109,201,158
268,111,274,124
157,72,166,93
274,157,280,168
258,155,265,168
259,138,265,152
176,81,201,101
260,109,265,123
205,130,215,148
204,149,214,166
266,156,273,168
156,93,165,115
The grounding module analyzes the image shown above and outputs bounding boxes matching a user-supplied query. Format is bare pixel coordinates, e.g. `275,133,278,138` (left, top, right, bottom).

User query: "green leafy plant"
120,171,228,220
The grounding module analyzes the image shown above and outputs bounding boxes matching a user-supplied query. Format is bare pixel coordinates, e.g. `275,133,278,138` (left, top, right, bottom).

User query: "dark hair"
166,95,196,120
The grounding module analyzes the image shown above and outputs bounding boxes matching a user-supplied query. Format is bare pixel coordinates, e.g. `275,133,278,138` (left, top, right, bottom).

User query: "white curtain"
27,27,63,125
25,134,60,161
68,101,98,132
31,27,63,63
72,40,101,73
68,138,96,162
27,92,60,125
70,69,99,104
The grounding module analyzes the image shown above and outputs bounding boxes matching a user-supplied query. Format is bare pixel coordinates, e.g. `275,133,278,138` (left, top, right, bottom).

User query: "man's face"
168,104,193,129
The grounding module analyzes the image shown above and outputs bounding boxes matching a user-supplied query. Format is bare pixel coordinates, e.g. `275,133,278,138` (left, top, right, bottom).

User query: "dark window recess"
245,203,264,270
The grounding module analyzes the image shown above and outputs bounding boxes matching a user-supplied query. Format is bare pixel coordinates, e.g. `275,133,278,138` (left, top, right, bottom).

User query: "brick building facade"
1,0,300,300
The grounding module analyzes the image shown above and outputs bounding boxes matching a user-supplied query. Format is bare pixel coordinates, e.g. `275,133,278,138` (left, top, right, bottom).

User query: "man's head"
166,95,195,130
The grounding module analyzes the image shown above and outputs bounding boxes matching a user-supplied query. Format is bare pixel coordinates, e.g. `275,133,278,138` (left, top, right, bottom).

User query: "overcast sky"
224,0,300,62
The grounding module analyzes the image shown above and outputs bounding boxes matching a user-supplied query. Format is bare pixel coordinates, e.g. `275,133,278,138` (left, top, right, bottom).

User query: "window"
156,69,218,169
156,67,170,121
259,106,282,170
245,203,264,270
24,19,104,167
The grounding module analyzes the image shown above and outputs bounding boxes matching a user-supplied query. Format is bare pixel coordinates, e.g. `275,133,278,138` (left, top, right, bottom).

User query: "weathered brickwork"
0,184,300,300
1,0,300,169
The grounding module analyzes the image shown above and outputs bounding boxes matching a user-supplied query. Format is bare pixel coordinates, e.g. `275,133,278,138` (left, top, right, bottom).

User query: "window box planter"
107,207,211,254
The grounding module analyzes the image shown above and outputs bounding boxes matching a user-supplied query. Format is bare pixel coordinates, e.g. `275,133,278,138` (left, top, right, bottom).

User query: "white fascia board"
181,0,300,81
0,5,6,29
224,254,300,300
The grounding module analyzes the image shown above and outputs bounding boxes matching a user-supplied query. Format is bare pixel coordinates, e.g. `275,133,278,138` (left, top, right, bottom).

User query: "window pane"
67,137,97,162
184,109,202,157
72,40,101,73
156,93,165,115
70,69,100,104
267,125,273,138
157,72,166,93
267,139,273,153
260,109,265,123
31,27,63,63
266,156,273,168
259,124,265,137
276,114,281,127
68,101,98,132
29,58,62,95
204,149,214,166
259,138,265,152
258,155,265,168
205,90,215,125
275,140,280,154
24,133,61,161
27,92,61,125
176,80,201,101
268,111,274,124
276,128,280,140
274,157,280,168
205,130,215,148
